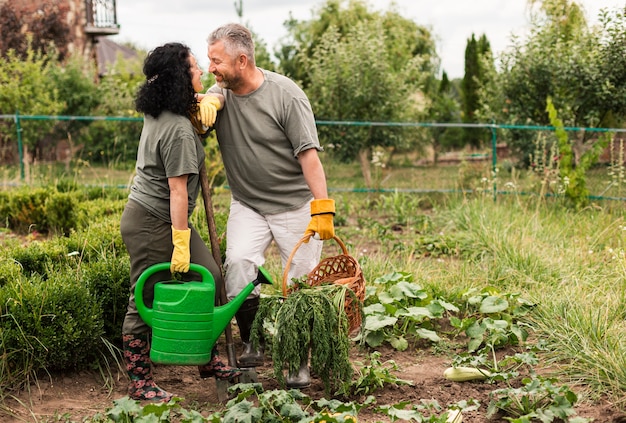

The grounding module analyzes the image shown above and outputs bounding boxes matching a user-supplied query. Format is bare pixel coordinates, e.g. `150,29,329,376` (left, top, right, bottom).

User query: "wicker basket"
282,234,366,333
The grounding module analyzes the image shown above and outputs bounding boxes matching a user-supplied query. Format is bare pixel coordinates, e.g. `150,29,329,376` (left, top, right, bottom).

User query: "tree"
279,0,438,186
276,0,437,90
462,33,492,149
479,0,626,166
0,46,64,178
306,17,434,186
428,72,463,162
84,54,145,165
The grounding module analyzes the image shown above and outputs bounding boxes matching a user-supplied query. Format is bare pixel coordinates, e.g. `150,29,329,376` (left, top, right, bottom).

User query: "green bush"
61,214,126,263
0,191,10,226
84,186,128,202
45,191,86,236
0,271,104,390
82,256,130,345
7,188,49,234
6,240,66,278
77,197,126,224
2,187,126,236
0,259,22,288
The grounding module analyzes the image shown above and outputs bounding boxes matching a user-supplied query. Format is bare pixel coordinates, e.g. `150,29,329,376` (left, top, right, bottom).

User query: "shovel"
198,163,238,368
200,164,260,401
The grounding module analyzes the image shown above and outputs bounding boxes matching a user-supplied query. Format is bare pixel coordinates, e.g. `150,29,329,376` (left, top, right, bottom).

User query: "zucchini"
443,366,491,381
446,409,463,423
314,412,357,423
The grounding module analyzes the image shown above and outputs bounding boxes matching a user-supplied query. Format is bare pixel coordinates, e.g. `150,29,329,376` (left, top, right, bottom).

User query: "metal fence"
2,112,626,202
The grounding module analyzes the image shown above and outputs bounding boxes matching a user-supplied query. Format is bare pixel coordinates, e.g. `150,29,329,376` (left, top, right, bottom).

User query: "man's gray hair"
207,23,255,65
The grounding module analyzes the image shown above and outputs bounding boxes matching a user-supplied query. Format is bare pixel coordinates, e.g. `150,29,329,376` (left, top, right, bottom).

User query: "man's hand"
198,95,222,127
171,226,191,273
304,199,335,242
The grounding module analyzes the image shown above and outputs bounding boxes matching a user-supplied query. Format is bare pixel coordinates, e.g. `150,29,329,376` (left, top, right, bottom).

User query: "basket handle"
282,234,349,296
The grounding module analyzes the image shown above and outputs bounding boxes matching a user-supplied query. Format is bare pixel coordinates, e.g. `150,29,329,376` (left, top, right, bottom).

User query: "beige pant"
224,199,322,300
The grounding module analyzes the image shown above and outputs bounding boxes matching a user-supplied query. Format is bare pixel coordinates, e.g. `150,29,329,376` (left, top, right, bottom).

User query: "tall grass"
341,192,626,404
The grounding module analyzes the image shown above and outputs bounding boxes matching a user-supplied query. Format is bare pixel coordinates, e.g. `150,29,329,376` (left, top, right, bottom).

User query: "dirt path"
2,345,624,423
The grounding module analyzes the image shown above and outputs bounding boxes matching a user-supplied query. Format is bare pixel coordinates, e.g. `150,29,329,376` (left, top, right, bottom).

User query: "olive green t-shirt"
209,69,321,216
128,111,205,223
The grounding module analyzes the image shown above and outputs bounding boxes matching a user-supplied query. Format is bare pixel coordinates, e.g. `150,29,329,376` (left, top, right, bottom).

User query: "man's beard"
215,72,242,91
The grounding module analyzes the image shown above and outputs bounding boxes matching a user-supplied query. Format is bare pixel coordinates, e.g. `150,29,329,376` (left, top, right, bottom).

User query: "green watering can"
135,262,272,365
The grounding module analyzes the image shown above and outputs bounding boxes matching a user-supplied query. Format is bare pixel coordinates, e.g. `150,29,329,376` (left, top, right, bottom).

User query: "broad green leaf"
415,328,441,342
389,335,409,351
377,291,396,304
398,306,434,322
429,299,456,314
480,296,509,313
364,314,398,331
468,337,483,353
365,331,385,347
382,407,425,421
389,281,427,301
364,303,386,314
222,400,262,423
449,316,462,328
466,321,486,338
279,403,307,420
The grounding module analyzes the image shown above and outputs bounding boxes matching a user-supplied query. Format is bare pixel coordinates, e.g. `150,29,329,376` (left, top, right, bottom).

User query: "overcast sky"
110,0,624,80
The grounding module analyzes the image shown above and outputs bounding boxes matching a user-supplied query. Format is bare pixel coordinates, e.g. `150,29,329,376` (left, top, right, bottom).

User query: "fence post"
14,110,24,181
491,124,497,202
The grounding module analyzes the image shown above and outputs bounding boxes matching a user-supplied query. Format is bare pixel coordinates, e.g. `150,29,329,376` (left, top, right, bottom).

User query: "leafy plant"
546,97,610,209
451,346,542,384
487,375,590,422
337,351,413,397
357,271,454,349
450,286,534,353
251,287,353,394
89,396,185,422
207,383,367,423
376,398,480,422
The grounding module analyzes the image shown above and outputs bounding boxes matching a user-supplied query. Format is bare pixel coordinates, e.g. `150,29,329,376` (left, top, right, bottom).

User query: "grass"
2,158,626,409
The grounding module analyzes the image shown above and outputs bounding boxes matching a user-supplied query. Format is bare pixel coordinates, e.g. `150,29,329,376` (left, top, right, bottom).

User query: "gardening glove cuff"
198,95,222,128
170,226,191,273
304,199,335,242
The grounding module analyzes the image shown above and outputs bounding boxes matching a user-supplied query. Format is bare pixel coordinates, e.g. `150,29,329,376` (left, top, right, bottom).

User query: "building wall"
0,0,94,62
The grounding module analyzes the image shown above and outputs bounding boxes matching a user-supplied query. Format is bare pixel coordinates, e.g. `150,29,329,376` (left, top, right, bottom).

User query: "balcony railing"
85,0,119,35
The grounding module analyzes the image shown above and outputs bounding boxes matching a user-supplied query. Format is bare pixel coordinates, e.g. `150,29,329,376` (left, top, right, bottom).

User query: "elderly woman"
120,42,239,402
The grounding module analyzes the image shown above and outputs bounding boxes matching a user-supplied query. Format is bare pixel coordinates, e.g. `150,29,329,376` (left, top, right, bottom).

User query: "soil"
1,342,625,423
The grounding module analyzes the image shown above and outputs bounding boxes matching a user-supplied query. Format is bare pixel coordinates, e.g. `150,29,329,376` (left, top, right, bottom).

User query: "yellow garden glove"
198,95,222,128
304,199,335,242
171,226,191,273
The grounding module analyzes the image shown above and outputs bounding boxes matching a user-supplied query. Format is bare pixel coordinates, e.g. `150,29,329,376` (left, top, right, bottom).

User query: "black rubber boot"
286,359,311,389
235,297,264,368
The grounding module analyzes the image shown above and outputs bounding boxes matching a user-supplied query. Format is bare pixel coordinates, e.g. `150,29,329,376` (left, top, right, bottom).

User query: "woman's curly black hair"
135,42,199,119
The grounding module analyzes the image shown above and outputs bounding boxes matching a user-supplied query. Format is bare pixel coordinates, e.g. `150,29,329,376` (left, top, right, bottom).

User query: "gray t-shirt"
209,68,321,216
128,111,205,222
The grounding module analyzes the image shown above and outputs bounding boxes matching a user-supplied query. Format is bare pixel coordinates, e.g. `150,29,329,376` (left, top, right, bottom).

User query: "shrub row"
0,186,229,392
1,185,131,392
0,185,127,236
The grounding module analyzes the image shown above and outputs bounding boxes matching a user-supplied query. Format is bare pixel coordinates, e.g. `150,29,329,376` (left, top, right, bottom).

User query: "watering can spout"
213,266,273,337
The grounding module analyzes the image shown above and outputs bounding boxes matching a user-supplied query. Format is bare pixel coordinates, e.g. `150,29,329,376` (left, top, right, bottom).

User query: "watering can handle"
134,262,213,327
